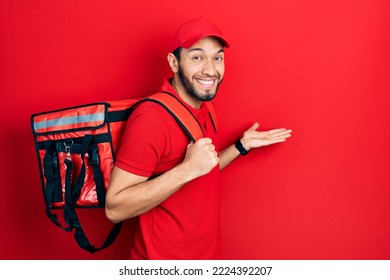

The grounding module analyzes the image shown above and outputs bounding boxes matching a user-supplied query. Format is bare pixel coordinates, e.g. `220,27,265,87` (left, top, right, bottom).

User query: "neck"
171,76,202,109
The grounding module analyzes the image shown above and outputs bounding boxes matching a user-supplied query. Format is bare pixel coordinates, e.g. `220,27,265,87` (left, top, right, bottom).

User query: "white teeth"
197,79,214,85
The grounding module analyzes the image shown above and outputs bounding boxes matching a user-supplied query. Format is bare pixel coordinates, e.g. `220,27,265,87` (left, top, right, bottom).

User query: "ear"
167,53,179,73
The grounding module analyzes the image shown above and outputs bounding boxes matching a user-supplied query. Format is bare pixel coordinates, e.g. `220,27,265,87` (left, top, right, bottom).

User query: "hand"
241,122,292,151
181,138,219,180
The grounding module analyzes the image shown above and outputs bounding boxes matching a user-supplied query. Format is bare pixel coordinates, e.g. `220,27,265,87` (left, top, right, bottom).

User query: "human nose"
201,59,217,76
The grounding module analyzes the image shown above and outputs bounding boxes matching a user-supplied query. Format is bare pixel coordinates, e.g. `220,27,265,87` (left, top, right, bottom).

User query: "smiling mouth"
195,78,216,88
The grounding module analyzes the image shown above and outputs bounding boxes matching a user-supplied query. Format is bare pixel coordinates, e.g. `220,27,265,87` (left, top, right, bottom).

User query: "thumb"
249,122,260,131
187,141,194,148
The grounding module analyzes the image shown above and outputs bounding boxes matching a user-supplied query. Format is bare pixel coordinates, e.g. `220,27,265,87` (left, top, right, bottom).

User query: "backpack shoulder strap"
144,92,204,142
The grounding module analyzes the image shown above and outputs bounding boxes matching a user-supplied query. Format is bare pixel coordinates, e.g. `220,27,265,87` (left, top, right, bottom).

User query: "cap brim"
180,34,230,49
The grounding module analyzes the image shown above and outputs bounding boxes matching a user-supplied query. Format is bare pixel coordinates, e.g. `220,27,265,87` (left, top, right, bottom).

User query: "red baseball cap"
172,17,230,51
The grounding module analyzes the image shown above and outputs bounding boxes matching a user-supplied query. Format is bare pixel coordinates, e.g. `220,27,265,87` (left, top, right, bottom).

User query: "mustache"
196,74,221,79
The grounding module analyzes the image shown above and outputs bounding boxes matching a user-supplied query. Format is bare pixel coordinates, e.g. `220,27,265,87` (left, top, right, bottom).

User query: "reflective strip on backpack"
32,103,107,135
34,113,105,130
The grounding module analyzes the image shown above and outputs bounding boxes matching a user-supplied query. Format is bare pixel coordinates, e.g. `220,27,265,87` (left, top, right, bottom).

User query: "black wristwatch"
235,139,249,156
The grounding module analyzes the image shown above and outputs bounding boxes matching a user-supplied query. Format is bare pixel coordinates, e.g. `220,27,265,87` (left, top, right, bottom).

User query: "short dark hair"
172,47,182,61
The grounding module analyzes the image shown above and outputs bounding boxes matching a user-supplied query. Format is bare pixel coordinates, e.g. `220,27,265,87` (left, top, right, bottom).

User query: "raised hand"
241,122,292,151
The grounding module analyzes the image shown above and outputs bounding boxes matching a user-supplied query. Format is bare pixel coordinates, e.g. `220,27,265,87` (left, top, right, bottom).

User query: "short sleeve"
115,102,171,177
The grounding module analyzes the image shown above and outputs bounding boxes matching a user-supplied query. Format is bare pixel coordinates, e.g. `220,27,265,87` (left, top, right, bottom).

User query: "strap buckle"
89,147,99,166
64,140,74,159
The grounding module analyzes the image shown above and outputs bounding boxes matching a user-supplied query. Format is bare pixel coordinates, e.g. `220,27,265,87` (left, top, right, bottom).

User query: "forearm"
105,163,195,223
219,143,241,170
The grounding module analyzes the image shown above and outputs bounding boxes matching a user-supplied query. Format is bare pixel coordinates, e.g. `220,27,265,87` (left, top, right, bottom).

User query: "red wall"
1,0,389,260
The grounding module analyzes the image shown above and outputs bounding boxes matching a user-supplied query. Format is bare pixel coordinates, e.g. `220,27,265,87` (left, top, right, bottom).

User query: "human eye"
192,55,203,62
215,56,224,62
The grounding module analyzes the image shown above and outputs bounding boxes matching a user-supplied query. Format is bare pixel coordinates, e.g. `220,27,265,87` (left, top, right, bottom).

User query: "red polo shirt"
115,79,220,259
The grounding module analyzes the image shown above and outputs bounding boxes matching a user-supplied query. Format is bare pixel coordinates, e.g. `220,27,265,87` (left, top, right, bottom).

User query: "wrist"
176,161,197,183
235,139,250,156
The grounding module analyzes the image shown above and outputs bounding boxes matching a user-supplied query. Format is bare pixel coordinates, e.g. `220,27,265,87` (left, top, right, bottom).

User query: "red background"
1,0,389,260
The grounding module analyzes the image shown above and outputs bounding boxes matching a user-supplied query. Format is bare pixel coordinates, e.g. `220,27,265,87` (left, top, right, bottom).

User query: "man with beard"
105,17,292,259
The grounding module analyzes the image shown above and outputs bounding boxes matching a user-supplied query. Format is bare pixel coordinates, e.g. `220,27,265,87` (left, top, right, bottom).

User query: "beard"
177,65,222,102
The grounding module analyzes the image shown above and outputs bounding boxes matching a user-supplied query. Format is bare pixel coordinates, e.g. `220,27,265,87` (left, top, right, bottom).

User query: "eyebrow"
187,47,225,54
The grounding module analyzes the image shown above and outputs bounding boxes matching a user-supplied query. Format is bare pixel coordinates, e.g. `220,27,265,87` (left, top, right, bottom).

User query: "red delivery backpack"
31,92,218,253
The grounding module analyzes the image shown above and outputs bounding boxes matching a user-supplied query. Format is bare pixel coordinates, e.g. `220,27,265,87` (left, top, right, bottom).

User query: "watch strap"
235,139,249,156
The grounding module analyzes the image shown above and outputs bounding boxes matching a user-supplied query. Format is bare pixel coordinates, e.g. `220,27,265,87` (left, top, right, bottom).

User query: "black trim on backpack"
161,91,205,134
162,91,217,133
36,133,122,253
143,98,199,142
31,92,216,254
